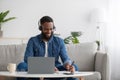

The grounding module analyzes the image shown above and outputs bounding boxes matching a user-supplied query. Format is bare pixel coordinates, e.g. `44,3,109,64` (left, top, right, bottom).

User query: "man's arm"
24,38,34,63
59,39,72,66
59,39,76,72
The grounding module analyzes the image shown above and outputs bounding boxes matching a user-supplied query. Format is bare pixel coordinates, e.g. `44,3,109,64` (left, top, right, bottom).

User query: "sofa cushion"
0,44,26,71
66,42,98,71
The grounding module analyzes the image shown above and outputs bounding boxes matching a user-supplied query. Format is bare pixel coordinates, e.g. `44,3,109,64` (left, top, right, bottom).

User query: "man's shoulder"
53,36,63,41
29,34,40,41
52,36,65,45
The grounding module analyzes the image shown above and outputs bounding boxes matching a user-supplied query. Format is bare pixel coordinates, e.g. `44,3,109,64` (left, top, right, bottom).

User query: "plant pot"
0,30,3,37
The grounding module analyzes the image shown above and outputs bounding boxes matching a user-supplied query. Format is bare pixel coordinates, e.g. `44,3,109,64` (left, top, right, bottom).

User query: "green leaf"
0,10,9,22
2,17,16,22
0,10,16,30
64,36,72,44
72,37,79,44
0,12,4,22
64,31,82,44
71,31,82,37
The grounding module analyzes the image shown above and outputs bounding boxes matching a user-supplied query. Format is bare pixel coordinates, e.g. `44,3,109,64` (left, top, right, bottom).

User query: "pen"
71,61,75,66
70,61,75,74
64,61,75,75
66,61,75,71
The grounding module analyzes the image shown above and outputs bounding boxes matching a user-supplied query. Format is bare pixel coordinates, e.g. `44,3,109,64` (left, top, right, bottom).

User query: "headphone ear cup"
53,26,56,30
39,25,56,31
39,26,42,31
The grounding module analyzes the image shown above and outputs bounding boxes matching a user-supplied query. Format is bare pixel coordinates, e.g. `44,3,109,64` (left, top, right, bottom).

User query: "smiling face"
41,22,54,41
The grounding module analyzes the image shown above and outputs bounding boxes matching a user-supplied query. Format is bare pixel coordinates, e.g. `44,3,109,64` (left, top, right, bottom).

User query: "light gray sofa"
0,42,110,80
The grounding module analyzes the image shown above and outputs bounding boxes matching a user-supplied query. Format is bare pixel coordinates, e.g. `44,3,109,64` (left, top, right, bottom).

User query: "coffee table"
0,71,94,80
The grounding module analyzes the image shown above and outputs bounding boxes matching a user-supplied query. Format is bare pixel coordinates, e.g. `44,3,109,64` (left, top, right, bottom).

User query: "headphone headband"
38,16,56,31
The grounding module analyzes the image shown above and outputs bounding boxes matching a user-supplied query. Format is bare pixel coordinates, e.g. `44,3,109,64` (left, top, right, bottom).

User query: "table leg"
79,76,84,80
40,77,44,80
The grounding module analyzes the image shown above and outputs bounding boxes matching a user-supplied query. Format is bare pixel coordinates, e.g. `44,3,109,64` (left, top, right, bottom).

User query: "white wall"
106,0,120,80
0,0,108,43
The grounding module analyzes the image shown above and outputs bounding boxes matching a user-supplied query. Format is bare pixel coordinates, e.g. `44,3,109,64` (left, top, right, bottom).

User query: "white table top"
0,71,94,78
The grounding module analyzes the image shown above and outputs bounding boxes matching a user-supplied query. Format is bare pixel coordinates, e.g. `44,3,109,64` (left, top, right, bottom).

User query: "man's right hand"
65,63,75,73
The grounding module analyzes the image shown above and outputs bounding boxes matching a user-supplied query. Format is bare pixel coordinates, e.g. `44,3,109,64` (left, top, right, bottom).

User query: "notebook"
28,57,55,74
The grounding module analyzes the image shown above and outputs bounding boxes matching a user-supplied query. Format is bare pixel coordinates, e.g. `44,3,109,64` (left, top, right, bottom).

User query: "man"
17,16,78,80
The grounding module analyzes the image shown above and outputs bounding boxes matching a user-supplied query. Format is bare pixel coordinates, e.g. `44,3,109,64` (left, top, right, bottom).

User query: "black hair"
38,16,55,30
40,16,53,24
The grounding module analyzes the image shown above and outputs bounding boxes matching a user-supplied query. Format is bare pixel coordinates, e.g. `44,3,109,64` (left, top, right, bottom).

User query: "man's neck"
43,39,49,42
41,34,53,42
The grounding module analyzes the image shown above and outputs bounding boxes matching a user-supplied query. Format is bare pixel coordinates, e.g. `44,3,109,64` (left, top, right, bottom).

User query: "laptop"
28,57,55,74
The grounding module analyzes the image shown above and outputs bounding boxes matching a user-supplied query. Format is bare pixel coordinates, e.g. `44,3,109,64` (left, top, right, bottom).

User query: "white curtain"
104,0,120,80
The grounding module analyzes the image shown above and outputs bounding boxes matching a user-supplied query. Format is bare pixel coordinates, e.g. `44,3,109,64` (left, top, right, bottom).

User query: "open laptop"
28,57,55,74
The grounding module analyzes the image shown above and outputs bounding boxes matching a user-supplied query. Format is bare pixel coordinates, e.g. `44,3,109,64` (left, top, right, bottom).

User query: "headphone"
38,22,56,31
38,16,56,31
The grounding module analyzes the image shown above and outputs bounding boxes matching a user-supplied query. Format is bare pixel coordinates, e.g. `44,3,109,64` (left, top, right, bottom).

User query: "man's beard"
41,32,53,40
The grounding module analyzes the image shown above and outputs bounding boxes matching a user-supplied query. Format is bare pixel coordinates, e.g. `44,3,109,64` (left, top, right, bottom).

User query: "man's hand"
65,63,75,73
55,67,59,71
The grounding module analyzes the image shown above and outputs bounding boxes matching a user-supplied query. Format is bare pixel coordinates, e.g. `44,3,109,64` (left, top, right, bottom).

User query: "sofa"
0,42,110,80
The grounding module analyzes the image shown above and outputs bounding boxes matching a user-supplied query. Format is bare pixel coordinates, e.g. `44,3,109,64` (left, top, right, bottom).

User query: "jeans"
16,62,78,80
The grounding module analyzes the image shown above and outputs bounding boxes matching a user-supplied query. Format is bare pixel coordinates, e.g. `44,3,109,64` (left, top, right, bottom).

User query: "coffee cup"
7,63,16,73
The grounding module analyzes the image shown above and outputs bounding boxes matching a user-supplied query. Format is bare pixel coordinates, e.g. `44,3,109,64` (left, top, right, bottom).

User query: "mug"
7,63,16,73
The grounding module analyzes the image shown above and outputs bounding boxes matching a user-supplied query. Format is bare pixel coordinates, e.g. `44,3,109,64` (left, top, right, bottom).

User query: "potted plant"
0,10,16,37
64,31,82,44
